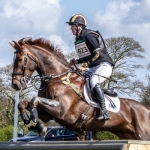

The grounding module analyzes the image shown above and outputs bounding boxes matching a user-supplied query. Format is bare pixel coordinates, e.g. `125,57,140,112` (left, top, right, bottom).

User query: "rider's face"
70,25,77,35
70,25,82,36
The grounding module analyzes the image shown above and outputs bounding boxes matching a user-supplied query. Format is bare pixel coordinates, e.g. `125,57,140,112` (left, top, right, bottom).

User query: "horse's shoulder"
70,73,85,82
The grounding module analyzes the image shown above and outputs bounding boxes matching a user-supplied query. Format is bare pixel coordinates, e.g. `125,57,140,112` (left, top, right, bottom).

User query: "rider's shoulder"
83,29,100,38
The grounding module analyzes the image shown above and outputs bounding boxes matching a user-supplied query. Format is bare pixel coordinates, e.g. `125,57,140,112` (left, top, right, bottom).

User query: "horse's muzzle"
12,83,20,91
12,83,27,91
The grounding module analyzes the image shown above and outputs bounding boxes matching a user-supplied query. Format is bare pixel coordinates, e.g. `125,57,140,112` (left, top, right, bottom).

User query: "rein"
31,68,85,99
12,45,84,99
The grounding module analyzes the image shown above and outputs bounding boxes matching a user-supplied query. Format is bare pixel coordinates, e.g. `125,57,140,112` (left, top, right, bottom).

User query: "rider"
66,14,115,120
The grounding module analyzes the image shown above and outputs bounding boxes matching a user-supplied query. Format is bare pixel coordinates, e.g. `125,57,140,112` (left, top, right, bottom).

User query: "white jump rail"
1,140,150,150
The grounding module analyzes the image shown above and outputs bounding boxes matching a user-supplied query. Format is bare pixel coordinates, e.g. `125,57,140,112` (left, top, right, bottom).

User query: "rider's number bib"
75,40,91,59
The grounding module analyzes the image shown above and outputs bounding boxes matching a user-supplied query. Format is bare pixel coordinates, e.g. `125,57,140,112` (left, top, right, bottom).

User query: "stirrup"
97,115,105,120
104,111,111,120
104,114,111,120
97,112,111,120
97,111,105,120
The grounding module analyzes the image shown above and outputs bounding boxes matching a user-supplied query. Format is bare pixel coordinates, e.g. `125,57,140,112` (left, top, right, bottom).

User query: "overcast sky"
0,0,150,81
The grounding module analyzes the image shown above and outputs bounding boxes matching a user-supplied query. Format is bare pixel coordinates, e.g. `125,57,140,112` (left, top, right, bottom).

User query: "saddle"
85,77,117,102
84,78,120,113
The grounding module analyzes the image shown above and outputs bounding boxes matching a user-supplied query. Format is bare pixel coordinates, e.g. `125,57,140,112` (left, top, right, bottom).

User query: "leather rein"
12,46,84,95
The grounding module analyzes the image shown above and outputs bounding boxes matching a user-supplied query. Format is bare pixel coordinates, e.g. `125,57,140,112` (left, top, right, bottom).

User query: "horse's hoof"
40,125,47,137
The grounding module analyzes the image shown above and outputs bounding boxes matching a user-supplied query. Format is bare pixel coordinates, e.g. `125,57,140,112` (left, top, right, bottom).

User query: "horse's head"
10,37,71,91
10,41,38,90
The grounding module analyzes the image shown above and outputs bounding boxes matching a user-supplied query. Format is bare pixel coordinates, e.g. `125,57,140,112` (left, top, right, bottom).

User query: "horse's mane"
18,37,68,64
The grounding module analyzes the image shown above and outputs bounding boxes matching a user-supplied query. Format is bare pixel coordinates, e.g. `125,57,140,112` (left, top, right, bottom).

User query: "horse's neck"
30,46,69,76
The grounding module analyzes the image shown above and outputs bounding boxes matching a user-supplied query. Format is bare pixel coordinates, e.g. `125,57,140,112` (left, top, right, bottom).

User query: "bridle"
12,48,28,77
12,46,37,88
11,45,79,90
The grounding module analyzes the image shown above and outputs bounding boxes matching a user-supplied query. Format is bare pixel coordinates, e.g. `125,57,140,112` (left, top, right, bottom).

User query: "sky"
0,0,150,81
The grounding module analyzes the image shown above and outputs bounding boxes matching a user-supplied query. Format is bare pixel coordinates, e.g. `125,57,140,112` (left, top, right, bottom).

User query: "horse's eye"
17,59,22,61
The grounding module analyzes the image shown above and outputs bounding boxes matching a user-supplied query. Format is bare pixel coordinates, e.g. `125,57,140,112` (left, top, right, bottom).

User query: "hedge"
95,131,119,140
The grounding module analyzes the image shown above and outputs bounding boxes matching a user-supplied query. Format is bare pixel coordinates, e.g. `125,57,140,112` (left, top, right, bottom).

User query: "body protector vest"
75,29,115,67
75,38,92,60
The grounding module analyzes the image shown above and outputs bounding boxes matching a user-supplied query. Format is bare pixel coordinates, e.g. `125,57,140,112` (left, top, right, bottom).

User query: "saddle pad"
84,84,120,113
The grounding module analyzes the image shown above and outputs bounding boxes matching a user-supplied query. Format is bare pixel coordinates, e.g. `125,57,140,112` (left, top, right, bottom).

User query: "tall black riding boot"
93,83,110,120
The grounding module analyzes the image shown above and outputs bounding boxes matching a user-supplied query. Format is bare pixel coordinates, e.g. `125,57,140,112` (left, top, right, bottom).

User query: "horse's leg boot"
30,107,39,123
30,108,47,136
20,111,31,125
20,111,37,131
93,83,111,120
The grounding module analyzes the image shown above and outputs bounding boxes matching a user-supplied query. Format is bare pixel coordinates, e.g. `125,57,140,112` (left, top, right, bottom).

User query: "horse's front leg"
27,97,47,136
18,98,47,137
18,100,30,125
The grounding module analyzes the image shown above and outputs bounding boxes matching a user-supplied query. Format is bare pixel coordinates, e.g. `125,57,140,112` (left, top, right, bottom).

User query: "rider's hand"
69,59,78,65
78,66,86,71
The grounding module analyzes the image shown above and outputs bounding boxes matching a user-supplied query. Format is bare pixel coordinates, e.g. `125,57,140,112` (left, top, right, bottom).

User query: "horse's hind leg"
70,128,85,141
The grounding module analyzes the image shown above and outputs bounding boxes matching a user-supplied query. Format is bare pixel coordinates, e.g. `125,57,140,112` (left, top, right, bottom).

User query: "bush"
95,131,119,140
0,125,30,142
0,125,14,141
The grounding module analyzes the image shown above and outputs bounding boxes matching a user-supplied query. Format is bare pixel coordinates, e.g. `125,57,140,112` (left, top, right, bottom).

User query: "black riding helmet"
66,14,87,28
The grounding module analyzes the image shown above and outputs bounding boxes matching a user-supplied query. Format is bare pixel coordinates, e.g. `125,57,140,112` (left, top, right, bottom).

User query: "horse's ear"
9,41,22,53
9,42,15,48
13,41,21,50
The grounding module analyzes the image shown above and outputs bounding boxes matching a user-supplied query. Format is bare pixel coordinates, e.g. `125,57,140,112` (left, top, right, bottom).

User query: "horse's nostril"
12,84,19,90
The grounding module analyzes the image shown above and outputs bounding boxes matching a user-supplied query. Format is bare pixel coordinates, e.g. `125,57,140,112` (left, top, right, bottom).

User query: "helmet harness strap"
75,24,82,37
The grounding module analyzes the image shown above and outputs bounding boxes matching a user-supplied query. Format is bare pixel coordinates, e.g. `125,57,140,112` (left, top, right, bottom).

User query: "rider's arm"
84,33,104,67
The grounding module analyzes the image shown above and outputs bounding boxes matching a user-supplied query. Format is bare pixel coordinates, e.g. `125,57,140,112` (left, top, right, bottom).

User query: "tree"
66,37,146,100
0,65,38,127
104,37,145,99
138,63,150,106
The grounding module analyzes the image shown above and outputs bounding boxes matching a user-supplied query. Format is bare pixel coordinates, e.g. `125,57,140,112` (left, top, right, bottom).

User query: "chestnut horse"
10,37,150,140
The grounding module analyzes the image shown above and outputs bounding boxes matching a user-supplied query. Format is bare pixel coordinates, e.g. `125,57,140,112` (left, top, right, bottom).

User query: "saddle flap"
84,84,120,113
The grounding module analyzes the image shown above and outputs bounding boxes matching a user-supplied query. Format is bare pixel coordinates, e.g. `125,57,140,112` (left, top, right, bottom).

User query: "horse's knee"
18,101,29,113
30,97,39,107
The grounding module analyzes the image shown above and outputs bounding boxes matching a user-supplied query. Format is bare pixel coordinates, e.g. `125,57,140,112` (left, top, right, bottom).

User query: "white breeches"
86,62,113,90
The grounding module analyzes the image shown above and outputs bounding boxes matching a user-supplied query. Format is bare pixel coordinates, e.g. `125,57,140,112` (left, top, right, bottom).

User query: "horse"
10,37,150,140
